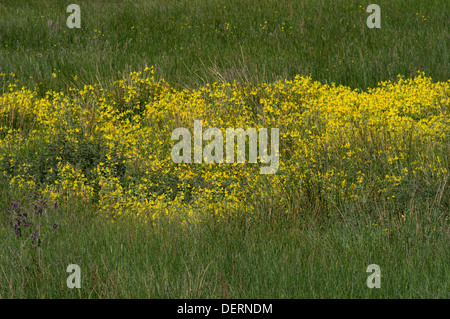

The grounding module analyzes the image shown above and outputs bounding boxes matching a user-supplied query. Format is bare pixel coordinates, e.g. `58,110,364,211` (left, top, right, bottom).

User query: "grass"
0,0,448,94
0,189,447,298
0,0,448,298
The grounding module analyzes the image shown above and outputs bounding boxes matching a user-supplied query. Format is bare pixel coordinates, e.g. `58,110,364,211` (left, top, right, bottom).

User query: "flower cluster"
7,197,58,249
0,69,448,224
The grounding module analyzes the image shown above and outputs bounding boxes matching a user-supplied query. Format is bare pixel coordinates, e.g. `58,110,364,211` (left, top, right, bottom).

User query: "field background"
0,0,449,298
1,0,449,92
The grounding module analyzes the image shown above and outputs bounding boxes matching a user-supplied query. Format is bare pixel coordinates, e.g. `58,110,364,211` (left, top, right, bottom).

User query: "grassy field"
0,198,447,298
1,0,449,92
0,0,449,299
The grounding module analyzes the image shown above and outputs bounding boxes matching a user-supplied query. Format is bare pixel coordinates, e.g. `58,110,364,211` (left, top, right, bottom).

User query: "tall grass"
0,188,448,298
0,0,448,94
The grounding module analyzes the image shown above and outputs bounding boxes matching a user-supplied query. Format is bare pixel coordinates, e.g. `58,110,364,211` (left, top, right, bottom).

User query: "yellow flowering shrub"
1,69,448,224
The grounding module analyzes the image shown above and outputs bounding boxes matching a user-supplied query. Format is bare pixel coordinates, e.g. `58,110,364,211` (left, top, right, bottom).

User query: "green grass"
0,189,447,298
0,0,448,298
0,0,448,94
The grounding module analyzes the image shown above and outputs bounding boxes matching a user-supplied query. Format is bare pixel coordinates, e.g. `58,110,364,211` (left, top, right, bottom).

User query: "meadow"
0,0,448,298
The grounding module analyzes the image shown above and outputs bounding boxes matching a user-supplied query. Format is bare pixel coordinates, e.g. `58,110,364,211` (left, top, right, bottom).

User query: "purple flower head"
54,203,58,210
52,222,58,230
9,201,21,212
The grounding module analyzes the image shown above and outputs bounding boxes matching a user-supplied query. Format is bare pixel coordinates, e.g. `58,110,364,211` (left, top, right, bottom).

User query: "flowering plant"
6,196,59,269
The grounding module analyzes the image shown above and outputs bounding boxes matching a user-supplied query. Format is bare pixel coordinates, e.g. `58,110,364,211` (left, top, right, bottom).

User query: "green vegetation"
0,0,448,94
0,191,447,298
0,0,448,299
